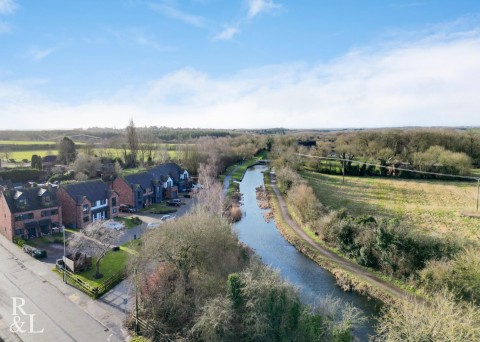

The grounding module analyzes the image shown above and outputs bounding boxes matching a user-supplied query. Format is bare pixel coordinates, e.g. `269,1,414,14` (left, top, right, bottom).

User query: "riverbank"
263,171,423,306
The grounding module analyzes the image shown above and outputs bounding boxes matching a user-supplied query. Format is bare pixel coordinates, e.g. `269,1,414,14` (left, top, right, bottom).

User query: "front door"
28,227,36,238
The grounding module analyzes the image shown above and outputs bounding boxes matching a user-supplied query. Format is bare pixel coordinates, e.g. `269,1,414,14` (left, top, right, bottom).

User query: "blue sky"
2,0,480,129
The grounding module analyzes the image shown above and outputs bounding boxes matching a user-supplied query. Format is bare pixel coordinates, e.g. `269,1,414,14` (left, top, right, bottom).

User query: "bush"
130,216,142,225
377,291,480,341
228,206,242,222
0,168,45,183
13,237,25,247
48,170,75,183
316,212,459,279
420,248,480,303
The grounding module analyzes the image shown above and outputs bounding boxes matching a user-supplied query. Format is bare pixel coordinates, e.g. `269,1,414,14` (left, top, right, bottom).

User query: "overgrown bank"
263,170,403,305
264,168,480,339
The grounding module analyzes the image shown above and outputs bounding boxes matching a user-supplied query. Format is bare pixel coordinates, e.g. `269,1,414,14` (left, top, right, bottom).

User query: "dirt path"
271,184,422,302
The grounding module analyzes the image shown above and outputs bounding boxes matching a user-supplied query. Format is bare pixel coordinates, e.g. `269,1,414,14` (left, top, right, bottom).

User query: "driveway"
119,196,194,245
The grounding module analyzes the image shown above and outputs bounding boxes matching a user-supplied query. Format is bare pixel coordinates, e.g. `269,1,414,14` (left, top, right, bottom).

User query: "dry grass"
301,171,480,242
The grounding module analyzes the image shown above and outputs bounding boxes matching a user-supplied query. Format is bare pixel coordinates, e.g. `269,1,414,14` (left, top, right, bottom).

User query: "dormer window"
44,196,51,203
17,199,26,206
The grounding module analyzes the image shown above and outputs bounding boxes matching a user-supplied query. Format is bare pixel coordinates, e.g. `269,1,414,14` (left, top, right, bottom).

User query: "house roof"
123,172,155,190
2,187,59,214
61,180,112,204
148,162,184,180
42,155,57,163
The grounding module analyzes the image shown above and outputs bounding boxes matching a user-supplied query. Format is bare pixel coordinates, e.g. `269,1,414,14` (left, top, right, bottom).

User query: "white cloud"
213,26,239,41
2,22,480,129
246,0,281,19
107,28,173,51
0,0,16,14
27,47,56,61
149,2,207,28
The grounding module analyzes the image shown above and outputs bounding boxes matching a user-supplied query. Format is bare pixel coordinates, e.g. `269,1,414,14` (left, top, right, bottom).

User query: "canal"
233,165,380,340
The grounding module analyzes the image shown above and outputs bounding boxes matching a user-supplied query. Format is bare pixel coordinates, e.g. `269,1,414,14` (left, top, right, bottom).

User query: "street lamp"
63,225,66,283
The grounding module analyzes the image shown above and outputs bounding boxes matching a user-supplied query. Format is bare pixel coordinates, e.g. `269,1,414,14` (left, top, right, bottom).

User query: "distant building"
0,186,62,241
42,155,57,170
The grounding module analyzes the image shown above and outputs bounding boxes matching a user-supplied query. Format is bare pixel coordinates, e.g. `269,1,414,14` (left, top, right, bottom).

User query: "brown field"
301,171,480,242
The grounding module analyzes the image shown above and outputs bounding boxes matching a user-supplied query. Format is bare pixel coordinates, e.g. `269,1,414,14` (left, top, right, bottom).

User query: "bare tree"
157,144,171,164
68,221,123,279
72,154,101,178
195,163,225,218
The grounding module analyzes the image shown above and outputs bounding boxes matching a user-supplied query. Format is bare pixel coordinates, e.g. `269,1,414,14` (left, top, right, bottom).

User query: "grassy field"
6,149,177,163
301,171,480,241
7,150,57,161
0,140,58,145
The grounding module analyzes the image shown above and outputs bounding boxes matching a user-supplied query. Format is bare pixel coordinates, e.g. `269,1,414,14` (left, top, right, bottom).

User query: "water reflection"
233,165,380,340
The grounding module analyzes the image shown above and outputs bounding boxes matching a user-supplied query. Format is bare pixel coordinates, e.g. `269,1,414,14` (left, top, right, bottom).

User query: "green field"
7,150,57,161
5,148,176,162
301,171,480,241
0,140,58,145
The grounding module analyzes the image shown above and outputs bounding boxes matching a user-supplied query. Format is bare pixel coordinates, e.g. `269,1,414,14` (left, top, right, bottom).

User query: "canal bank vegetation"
266,166,480,339
128,170,365,341
267,128,480,339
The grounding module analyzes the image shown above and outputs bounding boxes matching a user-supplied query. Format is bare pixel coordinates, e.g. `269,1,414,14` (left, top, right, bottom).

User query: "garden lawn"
301,170,480,241
72,249,128,287
140,203,177,214
114,217,142,229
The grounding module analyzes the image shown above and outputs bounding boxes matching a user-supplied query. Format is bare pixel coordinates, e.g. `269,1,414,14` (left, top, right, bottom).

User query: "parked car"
103,220,124,230
119,204,137,213
166,199,182,207
160,214,175,222
147,222,160,229
22,245,47,259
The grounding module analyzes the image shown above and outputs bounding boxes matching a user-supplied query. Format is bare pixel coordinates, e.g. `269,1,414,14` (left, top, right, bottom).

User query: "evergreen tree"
57,137,77,164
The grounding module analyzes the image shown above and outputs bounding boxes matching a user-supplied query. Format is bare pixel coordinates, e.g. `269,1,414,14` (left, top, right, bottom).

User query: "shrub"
130,216,142,225
0,168,45,183
377,291,480,341
228,206,242,222
420,248,480,303
13,237,25,247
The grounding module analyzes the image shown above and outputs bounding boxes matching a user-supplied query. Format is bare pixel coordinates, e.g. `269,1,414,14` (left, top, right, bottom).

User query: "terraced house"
113,172,162,210
57,180,119,229
0,186,62,241
113,162,191,210
149,162,191,195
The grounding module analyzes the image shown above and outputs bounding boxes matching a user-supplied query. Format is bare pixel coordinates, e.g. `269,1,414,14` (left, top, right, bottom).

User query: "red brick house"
57,180,119,229
113,172,162,210
0,187,62,241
